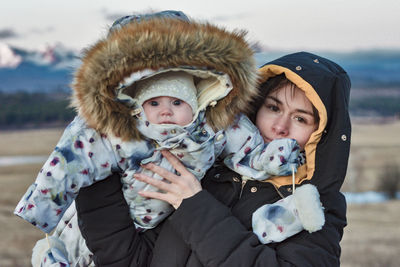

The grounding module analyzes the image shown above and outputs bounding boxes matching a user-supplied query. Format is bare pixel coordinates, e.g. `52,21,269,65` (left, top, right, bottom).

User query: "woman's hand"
134,150,202,209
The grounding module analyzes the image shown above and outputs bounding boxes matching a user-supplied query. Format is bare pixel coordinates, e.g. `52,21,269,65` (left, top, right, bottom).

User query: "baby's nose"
160,106,173,116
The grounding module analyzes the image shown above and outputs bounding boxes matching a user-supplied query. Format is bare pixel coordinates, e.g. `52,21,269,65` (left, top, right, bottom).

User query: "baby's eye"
173,99,182,105
150,101,159,106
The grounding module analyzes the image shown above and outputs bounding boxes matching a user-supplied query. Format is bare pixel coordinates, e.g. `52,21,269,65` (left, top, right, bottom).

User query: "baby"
15,10,305,266
16,70,302,233
19,70,303,266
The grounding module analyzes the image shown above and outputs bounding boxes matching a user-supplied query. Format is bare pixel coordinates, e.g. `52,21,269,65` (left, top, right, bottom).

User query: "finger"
138,190,171,203
141,163,179,184
161,150,190,175
134,173,174,192
139,190,180,209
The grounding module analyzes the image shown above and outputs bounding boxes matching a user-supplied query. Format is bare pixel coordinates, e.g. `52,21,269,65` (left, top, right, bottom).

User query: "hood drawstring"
46,233,51,249
291,164,296,194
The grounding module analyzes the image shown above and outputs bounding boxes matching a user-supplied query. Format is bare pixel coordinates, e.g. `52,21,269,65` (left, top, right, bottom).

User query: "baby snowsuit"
14,74,302,234
15,11,308,267
21,109,301,267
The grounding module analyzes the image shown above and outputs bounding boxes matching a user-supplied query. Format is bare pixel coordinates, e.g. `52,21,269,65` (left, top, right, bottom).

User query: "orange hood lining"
258,65,327,188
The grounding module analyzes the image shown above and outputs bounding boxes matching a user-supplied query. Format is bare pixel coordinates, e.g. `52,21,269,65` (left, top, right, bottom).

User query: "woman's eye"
266,104,279,112
294,116,306,123
173,99,182,105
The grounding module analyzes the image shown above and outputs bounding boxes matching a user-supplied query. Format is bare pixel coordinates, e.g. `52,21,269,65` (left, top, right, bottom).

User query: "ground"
341,201,400,267
1,122,399,266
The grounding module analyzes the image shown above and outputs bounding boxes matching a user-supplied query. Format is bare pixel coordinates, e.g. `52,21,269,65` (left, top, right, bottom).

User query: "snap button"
250,187,257,193
295,66,302,71
214,173,220,179
209,100,217,107
313,59,320,63
287,187,292,193
202,129,207,135
341,134,347,141
216,134,224,141
233,177,240,182
170,129,176,134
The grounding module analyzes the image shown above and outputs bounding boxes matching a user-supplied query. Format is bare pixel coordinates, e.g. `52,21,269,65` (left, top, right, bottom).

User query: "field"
1,122,400,266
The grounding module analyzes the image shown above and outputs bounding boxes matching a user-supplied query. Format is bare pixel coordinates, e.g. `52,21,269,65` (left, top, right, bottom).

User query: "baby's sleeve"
14,116,119,233
222,114,301,180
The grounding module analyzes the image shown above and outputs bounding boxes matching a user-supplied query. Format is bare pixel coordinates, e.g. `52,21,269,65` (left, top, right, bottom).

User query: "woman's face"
255,84,318,149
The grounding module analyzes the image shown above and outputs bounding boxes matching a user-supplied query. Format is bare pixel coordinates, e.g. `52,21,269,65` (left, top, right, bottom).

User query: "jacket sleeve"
75,173,158,267
169,189,345,267
222,114,301,180
14,116,119,233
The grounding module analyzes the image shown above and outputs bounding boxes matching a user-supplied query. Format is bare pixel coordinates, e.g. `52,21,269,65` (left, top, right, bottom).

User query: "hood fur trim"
71,18,259,140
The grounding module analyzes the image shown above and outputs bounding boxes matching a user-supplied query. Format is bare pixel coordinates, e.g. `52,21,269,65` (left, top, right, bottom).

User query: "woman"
76,51,351,266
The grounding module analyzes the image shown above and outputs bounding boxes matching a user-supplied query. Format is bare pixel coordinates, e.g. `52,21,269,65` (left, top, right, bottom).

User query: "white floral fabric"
17,113,303,266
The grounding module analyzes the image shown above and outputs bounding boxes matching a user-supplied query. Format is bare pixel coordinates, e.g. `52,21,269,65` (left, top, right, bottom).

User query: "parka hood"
258,52,351,194
71,16,259,141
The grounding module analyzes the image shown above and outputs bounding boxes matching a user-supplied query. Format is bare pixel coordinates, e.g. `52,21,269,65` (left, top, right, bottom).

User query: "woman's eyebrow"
296,109,314,116
266,96,281,104
266,96,314,116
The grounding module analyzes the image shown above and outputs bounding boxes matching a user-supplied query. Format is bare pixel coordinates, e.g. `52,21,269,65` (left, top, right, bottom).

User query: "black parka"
76,52,351,267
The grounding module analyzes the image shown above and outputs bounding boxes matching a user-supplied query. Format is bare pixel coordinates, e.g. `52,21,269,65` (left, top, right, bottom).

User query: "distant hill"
0,43,79,93
255,50,400,118
1,43,400,92
255,50,400,89
0,43,399,121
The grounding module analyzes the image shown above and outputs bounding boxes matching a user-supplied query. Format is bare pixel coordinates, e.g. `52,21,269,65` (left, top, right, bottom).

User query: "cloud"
100,9,249,26
0,28,18,39
104,12,126,22
210,13,249,22
101,8,169,23
101,8,129,22
29,26,55,35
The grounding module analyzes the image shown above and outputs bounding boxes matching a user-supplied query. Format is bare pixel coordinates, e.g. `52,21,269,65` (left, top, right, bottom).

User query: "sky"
1,0,400,53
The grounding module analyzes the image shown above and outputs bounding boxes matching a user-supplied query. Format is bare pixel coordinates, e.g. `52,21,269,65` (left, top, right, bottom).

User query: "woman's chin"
262,136,272,143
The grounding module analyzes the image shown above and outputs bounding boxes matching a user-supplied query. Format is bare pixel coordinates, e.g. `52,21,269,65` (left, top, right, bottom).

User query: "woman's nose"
272,118,289,136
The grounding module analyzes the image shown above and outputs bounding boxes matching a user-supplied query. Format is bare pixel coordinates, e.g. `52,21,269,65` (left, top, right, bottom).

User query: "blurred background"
1,0,399,266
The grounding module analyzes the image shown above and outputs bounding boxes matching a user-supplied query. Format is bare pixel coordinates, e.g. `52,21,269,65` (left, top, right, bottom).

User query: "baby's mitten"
254,138,301,177
252,184,325,244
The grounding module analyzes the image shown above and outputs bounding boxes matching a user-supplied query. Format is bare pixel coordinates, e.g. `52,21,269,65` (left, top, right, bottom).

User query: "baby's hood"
258,52,351,195
71,11,259,141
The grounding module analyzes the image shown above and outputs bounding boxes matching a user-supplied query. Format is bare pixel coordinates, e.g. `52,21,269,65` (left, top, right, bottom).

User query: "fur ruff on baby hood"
71,14,259,141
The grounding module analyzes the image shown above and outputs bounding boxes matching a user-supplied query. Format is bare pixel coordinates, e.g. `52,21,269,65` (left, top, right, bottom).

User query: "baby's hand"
136,150,202,209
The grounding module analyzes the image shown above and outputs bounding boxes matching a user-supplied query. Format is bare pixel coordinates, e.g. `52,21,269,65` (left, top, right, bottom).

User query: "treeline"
350,96,400,117
0,91,399,129
0,92,76,129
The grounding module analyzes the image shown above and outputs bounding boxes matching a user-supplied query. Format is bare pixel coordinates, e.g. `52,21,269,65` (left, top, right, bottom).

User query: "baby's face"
142,96,193,126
